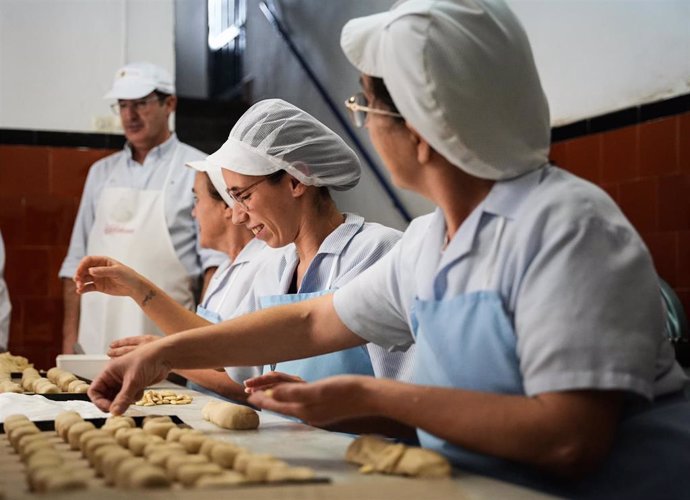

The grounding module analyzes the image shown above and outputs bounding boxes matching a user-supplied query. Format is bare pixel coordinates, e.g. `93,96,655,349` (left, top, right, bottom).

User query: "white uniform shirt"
335,166,687,399
0,231,10,350
249,213,415,381
59,134,226,282
201,238,274,321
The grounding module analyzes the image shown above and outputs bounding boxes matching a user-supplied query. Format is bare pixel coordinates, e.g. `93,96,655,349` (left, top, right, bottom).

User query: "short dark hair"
204,174,225,204
153,90,172,101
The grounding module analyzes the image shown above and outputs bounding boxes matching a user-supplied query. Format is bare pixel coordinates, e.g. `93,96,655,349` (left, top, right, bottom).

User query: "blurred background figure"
0,230,10,352
58,62,225,354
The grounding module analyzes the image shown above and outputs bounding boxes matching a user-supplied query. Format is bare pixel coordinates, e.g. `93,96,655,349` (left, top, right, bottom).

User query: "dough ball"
55,411,84,439
114,457,147,488
8,424,40,449
147,447,187,468
19,439,54,461
202,401,259,430
26,450,64,471
102,448,134,486
395,447,452,478
142,421,176,439
233,452,273,473
142,415,173,425
128,433,164,456
115,427,144,447
195,470,247,488
165,453,209,481
66,421,96,450
78,429,109,452
16,433,49,454
0,380,23,393
266,465,317,483
245,457,287,482
209,442,245,469
179,432,206,454
127,464,171,489
142,441,185,459
91,443,124,472
177,463,223,487
3,414,30,431
83,436,117,461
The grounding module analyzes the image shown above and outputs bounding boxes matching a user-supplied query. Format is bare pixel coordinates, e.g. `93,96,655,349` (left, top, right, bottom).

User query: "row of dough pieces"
3,412,316,492
0,367,89,394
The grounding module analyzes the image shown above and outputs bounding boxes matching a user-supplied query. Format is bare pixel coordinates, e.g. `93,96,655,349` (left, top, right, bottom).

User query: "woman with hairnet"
87,1,690,497
74,160,272,400
79,98,412,392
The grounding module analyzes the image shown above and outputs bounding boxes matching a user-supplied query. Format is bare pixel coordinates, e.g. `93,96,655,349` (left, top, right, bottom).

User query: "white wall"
0,0,688,225
244,0,690,224
0,0,174,133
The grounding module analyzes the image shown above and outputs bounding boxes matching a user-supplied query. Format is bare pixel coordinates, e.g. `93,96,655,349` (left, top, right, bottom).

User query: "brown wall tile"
23,196,77,246
549,142,567,166
658,174,690,231
680,112,690,173
618,178,658,231
0,146,51,196
563,134,602,183
601,125,638,183
21,297,63,344
50,148,115,198
5,247,52,297
639,117,678,177
0,196,25,245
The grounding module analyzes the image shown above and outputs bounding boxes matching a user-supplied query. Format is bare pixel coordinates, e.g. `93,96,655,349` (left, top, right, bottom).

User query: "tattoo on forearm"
142,289,156,307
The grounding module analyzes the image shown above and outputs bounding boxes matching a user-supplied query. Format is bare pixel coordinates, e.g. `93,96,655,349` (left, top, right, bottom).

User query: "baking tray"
9,371,92,401
0,414,187,433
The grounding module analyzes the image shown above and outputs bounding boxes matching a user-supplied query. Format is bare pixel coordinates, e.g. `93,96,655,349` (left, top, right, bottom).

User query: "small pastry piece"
147,447,188,468
244,457,287,482
209,442,245,469
3,414,30,431
83,436,117,462
115,457,147,488
78,429,110,452
0,380,23,393
25,450,64,471
142,415,173,425
233,452,273,473
67,421,96,450
179,432,206,453
19,439,54,461
195,470,247,488
202,401,259,430
128,433,164,456
102,448,135,485
165,453,209,481
266,465,317,483
142,421,176,439
127,464,171,489
91,443,124,471
55,411,84,439
8,424,40,449
115,427,144,447
177,462,223,487
142,441,185,459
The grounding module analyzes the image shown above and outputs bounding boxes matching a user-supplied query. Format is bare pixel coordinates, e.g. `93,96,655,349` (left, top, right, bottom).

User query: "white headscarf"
341,0,550,180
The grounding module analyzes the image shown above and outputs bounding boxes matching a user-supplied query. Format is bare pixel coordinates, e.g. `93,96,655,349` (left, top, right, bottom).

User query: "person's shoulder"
83,149,127,182
175,141,207,161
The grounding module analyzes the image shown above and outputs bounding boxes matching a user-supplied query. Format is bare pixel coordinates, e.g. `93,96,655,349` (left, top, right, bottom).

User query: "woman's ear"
289,176,308,198
405,121,431,165
223,204,234,220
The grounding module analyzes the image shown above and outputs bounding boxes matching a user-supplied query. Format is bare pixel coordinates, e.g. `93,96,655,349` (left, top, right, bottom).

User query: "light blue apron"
410,216,690,498
259,254,374,382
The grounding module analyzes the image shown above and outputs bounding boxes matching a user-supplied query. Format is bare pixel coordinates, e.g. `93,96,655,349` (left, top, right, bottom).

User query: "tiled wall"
0,110,688,368
0,146,116,368
550,110,690,320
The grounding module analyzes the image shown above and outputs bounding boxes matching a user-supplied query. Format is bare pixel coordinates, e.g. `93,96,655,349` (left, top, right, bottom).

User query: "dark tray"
0,414,186,433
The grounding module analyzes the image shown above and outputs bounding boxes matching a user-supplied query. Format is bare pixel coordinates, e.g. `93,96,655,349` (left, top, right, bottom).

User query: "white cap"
104,62,175,99
186,160,235,208
340,0,550,180
189,99,361,191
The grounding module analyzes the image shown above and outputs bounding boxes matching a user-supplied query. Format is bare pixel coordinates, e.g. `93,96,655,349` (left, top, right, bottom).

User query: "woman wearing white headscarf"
0,230,11,351
88,1,690,497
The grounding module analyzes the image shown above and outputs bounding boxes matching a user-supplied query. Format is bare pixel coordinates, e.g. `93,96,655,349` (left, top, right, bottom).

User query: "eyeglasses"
110,94,163,115
225,177,269,210
344,92,402,128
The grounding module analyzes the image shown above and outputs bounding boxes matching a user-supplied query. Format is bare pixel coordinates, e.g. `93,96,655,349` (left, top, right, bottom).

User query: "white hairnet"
200,99,361,191
341,0,551,180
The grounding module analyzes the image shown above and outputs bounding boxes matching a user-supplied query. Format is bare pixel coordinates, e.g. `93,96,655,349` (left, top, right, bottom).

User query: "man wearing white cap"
0,230,10,351
59,62,224,354
88,2,690,497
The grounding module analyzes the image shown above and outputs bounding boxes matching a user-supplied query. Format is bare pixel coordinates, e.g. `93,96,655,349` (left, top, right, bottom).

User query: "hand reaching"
247,375,375,426
88,341,171,415
73,256,147,298
243,371,305,394
108,335,159,358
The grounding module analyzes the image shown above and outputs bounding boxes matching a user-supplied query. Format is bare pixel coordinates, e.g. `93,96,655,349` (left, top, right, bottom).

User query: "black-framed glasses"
344,92,402,128
110,94,163,115
225,177,269,210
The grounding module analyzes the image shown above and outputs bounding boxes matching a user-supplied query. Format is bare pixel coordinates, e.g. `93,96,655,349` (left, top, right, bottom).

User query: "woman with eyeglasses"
78,98,412,399
73,162,273,401
88,1,690,496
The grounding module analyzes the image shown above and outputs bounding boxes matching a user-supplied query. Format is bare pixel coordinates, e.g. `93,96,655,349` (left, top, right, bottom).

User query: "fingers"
107,345,137,358
110,374,145,416
244,372,306,394
247,391,305,417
